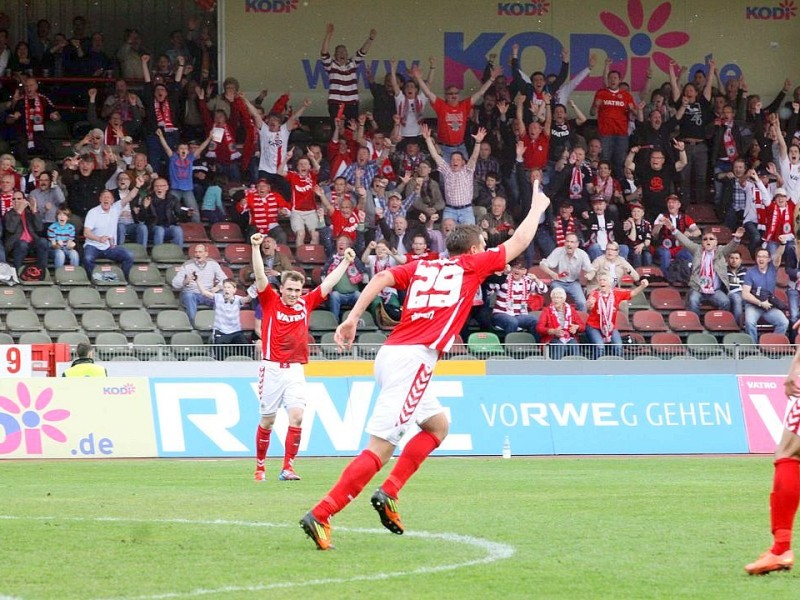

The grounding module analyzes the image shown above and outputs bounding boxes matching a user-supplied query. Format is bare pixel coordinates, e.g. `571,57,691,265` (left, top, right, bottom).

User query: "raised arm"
389,58,401,96
141,54,151,83
359,28,377,56
155,129,174,157
420,123,443,166
320,248,356,297
286,98,311,130
250,233,268,292
320,22,334,56
669,61,680,104
411,65,437,103
471,66,503,105
501,180,551,262
466,127,487,171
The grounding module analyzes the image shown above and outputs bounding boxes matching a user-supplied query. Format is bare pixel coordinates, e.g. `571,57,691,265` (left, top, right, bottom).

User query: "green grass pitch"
1,456,798,599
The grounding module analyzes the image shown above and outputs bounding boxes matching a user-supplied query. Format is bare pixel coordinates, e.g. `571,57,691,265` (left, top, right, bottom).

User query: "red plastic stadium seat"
636,266,668,287
295,244,328,265
188,242,222,262
668,310,704,333
704,310,740,332
616,310,633,332
224,243,253,265
240,309,256,332
650,332,686,356
210,222,244,243
650,287,685,311
632,309,668,333
527,266,552,284
777,267,789,288
685,203,719,225
707,225,732,244
759,333,793,356
737,245,754,265
181,222,210,243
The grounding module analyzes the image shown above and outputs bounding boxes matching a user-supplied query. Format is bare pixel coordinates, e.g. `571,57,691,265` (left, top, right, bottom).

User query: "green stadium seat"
0,287,27,310
357,331,387,359
30,287,67,312
57,331,90,348
91,265,127,286
467,332,504,358
6,310,42,333
43,310,80,333
686,332,723,358
142,287,179,311
319,332,345,359
55,265,90,286
119,309,156,333
68,287,104,312
156,310,193,334
170,331,208,359
128,264,165,287
309,310,339,333
723,332,759,356
105,286,143,310
121,243,149,263
151,244,187,265
0,332,15,345
133,332,168,360
19,331,52,344
504,331,540,358
194,310,214,333
343,310,378,332
81,309,118,334
94,332,131,360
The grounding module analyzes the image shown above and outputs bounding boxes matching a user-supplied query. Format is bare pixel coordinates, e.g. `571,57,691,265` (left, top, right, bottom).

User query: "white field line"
0,515,515,600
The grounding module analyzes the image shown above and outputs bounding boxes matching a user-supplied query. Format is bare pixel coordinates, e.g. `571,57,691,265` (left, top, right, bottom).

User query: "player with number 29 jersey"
386,246,506,352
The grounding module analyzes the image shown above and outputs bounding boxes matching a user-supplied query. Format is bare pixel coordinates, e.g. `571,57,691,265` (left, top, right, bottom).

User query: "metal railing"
86,342,796,362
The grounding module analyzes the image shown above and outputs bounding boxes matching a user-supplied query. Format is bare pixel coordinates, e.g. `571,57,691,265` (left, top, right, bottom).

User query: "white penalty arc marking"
0,515,515,600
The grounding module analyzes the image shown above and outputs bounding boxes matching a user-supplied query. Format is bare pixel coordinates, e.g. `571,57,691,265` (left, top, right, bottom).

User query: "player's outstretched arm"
320,248,356,297
334,270,396,350
501,179,550,262
250,233,268,293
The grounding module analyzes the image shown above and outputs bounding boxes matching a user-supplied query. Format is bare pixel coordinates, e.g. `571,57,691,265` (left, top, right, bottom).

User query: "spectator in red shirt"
318,187,364,256
236,178,291,243
395,232,439,263
585,272,649,358
412,63,501,162
591,70,636,180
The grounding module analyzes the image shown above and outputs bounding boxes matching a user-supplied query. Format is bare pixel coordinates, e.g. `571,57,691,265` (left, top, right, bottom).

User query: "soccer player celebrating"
300,180,551,550
746,335,800,574
251,232,356,482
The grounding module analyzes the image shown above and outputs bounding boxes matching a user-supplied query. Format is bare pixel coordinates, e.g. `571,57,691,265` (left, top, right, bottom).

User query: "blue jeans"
585,243,630,261
11,237,49,272
550,280,587,311
730,291,744,327
585,325,623,358
118,222,149,246
491,313,539,337
626,246,653,268
172,189,200,223
152,225,184,247
600,134,629,179
655,247,692,275
180,290,214,323
83,244,134,278
328,290,360,321
681,141,708,202
687,289,730,316
547,339,579,359
744,304,789,342
443,205,476,225
51,247,80,268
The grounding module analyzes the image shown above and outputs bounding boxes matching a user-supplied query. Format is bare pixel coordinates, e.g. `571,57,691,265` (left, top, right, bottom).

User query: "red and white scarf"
207,125,241,161
722,123,738,161
569,166,584,200
549,302,575,342
554,216,577,247
154,99,176,131
594,175,615,200
24,95,45,148
104,126,122,147
699,250,716,294
594,290,617,342
327,253,363,285
766,203,791,242
0,192,13,217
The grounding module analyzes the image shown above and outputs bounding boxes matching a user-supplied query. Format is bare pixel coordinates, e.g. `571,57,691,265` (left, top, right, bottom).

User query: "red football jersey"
258,285,324,363
285,170,318,211
387,246,507,352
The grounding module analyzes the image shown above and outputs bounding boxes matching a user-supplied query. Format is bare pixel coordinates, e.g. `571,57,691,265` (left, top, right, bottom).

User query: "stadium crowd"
1,13,800,357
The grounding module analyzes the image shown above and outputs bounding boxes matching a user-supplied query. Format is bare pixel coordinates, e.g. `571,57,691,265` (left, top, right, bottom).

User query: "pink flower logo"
0,382,70,454
599,0,690,74
780,0,798,18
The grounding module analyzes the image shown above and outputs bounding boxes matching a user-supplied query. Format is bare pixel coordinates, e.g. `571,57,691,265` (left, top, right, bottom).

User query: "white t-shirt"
84,201,123,250
258,122,290,174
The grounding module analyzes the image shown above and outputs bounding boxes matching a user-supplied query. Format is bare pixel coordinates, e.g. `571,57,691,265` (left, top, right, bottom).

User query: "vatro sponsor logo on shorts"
746,1,797,19
245,0,299,13
497,1,551,16
0,382,70,455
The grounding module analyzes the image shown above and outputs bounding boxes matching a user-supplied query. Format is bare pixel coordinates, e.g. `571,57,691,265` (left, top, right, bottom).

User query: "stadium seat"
668,310,705,334
240,309,256,332
121,243,149,263
737,245,754,265
625,292,651,311
467,332,504,358
6,310,42,333
777,267,789,288
357,331,387,359
55,265,90,286
622,332,650,357
119,309,156,333
650,288,685,311
224,354,254,361
759,333,794,357
133,332,168,360
68,287,105,312
0,287,28,310
210,222,244,243
110,354,140,361
224,243,252,265
30,287,67,312
18,331,52,344
527,266,552,284
722,332,759,357
143,287,179,311
295,244,327,265
43,310,80,333
650,332,686,357
20,267,53,287
342,310,378,331
181,222,210,243
106,287,143,310
57,331,90,348
307,333,321,359
156,310,193,334
616,310,634,333
81,309,118,334
94,332,130,360
686,332,723,358
704,310,740,333
707,225,732,244
170,331,208,359
636,266,668,287
129,264,165,287
632,310,668,333
310,265,323,287
447,334,469,356
151,244,187,265
319,332,344,359
685,203,718,224
0,332,13,345
91,265,127,287
309,310,339,333
193,310,214,332
504,331,540,358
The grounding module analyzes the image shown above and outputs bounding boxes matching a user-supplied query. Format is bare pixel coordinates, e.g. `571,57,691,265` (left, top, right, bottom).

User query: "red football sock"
770,457,800,555
381,431,441,498
283,426,302,471
255,425,271,470
312,450,383,523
